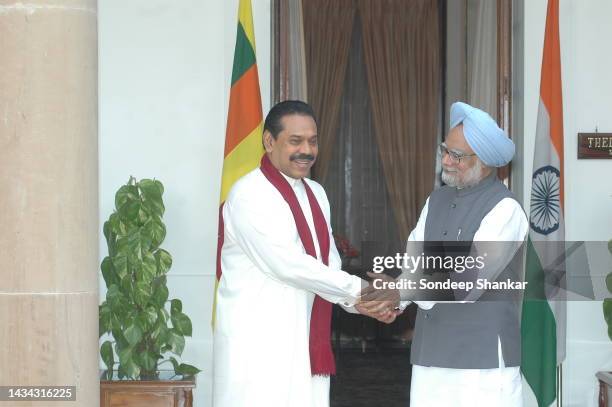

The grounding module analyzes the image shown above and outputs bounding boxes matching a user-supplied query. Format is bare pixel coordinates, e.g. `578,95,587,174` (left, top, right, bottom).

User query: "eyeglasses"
438,143,476,164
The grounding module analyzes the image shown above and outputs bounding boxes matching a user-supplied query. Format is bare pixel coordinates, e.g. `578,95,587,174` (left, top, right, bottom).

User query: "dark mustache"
290,154,315,162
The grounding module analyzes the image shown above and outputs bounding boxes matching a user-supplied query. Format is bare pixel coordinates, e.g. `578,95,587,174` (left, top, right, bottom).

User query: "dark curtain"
325,12,400,252
359,0,441,240
303,0,356,183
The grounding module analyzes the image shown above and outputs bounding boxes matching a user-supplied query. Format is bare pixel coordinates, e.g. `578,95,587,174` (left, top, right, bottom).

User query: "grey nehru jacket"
409,171,524,369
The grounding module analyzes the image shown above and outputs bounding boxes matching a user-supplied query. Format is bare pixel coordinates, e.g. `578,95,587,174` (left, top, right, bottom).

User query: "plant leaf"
106,285,123,309
124,358,140,379
144,216,166,250
139,179,165,217
124,323,143,346
145,306,158,326
155,249,172,275
171,312,192,337
170,299,182,315
99,303,112,336
168,330,185,356
117,346,132,366
152,285,169,308
117,364,127,380
176,363,201,376
134,281,151,308
604,298,612,326
141,253,157,283
101,257,116,288
140,351,158,373
151,321,168,346
154,180,164,195
100,340,114,371
127,228,143,262
168,356,180,372
606,273,612,294
103,220,116,256
120,275,134,299
137,205,151,225
112,254,128,280
116,184,140,222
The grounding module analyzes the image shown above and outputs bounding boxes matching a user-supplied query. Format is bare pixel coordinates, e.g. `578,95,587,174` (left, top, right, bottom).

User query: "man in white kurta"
213,101,376,407
407,195,527,407
400,102,527,407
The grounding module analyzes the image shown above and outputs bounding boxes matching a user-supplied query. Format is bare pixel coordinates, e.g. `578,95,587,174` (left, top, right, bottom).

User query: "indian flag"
213,0,264,326
521,0,566,406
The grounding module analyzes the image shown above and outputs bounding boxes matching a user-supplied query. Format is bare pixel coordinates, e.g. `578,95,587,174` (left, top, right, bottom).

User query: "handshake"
355,272,402,324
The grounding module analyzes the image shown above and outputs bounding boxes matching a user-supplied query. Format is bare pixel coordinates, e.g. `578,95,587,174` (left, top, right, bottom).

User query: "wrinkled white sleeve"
224,194,363,306
407,198,428,242
459,198,528,302
473,198,528,242
329,225,361,314
401,197,528,309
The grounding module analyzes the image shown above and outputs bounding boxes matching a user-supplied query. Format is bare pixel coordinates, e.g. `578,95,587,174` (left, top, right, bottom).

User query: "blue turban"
449,102,515,167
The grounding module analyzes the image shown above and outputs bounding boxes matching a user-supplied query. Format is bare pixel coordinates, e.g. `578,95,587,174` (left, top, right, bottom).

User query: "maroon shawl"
259,154,335,376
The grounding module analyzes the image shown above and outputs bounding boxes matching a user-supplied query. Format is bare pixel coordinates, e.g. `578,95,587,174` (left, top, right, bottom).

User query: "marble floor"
331,348,412,407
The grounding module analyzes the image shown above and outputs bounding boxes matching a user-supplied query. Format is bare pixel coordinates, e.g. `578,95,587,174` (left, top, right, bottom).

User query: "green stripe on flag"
231,23,256,85
521,238,557,407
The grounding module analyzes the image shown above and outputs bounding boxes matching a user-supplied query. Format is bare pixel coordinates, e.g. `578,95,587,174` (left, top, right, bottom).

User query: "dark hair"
263,100,317,139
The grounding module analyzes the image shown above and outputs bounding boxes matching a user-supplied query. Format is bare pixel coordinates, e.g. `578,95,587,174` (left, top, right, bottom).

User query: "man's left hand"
357,272,401,317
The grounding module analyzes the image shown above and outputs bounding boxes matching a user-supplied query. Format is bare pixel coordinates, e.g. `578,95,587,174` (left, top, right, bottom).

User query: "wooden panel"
496,0,512,186
107,391,175,407
578,133,612,159
597,371,612,407
100,376,195,407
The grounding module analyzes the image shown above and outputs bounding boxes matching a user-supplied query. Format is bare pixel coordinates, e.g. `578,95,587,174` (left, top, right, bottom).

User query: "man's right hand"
355,303,402,324
356,272,402,323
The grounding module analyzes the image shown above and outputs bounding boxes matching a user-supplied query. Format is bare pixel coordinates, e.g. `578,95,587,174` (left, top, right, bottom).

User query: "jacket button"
442,231,447,236
451,203,456,208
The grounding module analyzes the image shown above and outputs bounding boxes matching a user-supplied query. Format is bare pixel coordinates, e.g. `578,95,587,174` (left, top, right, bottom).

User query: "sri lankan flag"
213,0,264,325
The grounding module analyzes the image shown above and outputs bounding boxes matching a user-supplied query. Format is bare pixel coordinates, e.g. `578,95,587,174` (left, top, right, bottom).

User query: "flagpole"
556,363,563,407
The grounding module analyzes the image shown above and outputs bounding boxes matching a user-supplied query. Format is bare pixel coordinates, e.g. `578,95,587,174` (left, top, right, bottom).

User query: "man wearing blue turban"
360,102,528,406
409,101,527,406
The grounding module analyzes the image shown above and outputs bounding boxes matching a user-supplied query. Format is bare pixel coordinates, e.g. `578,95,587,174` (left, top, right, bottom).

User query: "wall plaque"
577,133,612,159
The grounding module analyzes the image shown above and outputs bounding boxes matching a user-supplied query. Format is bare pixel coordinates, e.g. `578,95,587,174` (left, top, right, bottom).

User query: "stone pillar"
0,1,99,406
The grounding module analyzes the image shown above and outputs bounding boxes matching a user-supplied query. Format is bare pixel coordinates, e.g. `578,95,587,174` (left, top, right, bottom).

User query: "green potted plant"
99,177,200,381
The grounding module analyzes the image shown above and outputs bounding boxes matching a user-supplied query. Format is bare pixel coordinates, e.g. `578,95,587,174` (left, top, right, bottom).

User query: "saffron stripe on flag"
225,65,263,155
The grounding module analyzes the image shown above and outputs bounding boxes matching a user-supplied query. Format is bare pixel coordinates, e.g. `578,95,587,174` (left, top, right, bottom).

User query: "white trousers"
312,375,330,407
410,338,522,407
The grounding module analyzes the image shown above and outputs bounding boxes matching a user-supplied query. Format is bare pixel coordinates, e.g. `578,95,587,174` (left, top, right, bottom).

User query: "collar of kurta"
259,154,336,376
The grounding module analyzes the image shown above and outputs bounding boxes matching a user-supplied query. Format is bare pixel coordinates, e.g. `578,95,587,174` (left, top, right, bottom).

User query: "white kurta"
407,197,528,407
213,169,362,407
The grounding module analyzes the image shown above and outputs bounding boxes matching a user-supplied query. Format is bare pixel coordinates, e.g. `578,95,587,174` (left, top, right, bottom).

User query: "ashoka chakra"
530,165,561,235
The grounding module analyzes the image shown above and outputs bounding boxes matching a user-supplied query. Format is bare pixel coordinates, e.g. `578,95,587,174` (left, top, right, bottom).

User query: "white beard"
441,159,485,189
